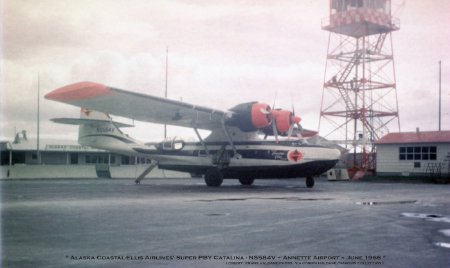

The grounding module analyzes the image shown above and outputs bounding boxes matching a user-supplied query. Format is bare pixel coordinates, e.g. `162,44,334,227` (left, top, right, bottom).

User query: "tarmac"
2,177,450,268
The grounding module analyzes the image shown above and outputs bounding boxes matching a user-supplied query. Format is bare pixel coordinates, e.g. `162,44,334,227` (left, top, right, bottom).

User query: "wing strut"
193,128,210,156
221,120,240,159
134,160,158,184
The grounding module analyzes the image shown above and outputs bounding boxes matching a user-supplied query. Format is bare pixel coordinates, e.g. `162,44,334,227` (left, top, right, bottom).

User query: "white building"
0,134,187,179
375,130,450,177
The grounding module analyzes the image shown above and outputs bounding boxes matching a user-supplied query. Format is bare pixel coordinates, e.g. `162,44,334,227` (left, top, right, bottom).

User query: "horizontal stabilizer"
51,118,134,128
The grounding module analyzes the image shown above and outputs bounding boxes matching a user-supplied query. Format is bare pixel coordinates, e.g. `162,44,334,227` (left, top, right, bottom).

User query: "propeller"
287,97,302,140
270,109,292,143
287,115,302,139
260,107,279,141
271,91,279,142
260,93,303,142
272,117,279,142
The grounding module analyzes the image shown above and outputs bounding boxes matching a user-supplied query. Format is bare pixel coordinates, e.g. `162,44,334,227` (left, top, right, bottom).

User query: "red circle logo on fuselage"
288,149,302,162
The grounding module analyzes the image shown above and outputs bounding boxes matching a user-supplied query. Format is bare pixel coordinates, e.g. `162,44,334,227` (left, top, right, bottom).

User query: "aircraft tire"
238,177,255,185
204,168,223,187
306,176,315,188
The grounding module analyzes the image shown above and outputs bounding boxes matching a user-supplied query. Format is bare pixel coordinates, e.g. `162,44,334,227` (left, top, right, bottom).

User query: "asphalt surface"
2,178,450,268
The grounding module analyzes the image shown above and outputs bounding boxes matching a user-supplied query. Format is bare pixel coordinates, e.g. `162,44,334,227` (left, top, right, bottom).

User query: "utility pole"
164,47,168,139
37,73,41,164
439,60,442,131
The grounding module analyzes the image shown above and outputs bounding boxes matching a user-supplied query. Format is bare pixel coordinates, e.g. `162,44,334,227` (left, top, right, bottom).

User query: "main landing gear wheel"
204,168,223,187
306,176,315,188
238,177,255,186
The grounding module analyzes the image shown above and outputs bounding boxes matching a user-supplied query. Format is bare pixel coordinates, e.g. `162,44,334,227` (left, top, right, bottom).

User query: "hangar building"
375,130,450,177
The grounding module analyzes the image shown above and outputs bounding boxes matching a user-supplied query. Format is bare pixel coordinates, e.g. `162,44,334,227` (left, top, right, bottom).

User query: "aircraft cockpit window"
173,141,184,150
159,137,185,151
162,141,172,149
288,139,309,147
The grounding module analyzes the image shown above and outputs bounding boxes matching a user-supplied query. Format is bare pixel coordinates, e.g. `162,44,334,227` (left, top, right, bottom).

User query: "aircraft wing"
45,81,229,130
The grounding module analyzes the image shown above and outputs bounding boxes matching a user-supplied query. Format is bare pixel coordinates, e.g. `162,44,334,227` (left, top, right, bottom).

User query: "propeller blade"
287,124,295,140
290,93,295,114
272,120,279,143
296,123,304,139
272,90,277,109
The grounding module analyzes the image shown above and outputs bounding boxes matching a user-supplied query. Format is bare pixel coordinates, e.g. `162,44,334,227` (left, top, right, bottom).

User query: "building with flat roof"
0,132,187,179
375,130,450,178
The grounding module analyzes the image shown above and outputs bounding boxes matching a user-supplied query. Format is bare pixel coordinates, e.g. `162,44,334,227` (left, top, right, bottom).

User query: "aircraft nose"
331,148,342,159
324,148,341,160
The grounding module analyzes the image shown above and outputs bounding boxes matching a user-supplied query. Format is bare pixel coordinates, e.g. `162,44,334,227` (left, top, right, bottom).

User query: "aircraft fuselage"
118,139,340,179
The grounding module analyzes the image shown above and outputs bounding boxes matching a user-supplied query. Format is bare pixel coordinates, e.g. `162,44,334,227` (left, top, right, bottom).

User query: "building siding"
376,143,450,176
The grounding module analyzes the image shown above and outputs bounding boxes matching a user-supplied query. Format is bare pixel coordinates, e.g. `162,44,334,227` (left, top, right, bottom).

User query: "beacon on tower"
319,0,401,173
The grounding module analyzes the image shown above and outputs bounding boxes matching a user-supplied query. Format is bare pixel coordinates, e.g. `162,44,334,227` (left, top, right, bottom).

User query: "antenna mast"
439,60,442,131
37,73,41,164
164,47,168,139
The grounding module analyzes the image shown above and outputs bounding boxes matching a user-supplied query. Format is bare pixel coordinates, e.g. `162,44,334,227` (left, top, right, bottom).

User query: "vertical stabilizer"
80,107,111,120
77,108,137,154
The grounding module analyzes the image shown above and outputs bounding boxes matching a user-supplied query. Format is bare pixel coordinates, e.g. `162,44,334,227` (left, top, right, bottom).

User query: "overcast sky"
1,0,449,142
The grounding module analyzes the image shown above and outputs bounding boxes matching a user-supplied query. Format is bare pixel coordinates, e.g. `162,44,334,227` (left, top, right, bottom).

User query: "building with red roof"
375,130,450,177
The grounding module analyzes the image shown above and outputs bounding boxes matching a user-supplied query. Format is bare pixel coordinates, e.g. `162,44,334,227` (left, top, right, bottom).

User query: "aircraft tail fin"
50,108,137,151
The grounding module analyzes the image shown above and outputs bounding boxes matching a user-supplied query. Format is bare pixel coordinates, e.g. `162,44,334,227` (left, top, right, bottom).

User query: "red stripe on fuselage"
45,81,112,102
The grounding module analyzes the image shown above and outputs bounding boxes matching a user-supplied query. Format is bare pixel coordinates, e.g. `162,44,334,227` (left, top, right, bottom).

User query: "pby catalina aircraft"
45,82,340,188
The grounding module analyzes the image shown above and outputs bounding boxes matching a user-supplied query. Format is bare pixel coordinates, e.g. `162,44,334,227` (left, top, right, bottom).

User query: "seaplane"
45,81,340,188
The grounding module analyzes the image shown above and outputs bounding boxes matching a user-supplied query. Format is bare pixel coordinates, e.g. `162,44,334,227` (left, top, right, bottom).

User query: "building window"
12,152,26,164
414,162,421,168
414,147,421,160
422,147,429,160
399,147,406,160
70,153,78,164
406,147,413,160
399,146,437,161
430,146,437,160
85,154,109,164
121,156,130,165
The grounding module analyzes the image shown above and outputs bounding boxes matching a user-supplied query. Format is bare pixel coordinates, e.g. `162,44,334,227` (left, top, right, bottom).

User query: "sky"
1,0,449,143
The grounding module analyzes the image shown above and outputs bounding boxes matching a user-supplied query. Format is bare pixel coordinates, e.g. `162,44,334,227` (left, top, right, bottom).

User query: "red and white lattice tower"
319,0,401,172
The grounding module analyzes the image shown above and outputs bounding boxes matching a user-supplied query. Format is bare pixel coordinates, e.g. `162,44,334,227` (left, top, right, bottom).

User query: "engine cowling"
272,109,291,133
269,109,302,134
228,102,272,132
251,102,272,128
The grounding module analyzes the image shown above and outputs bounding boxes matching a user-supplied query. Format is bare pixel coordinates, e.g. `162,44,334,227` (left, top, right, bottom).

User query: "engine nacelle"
270,109,301,134
228,102,272,132
271,109,291,133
